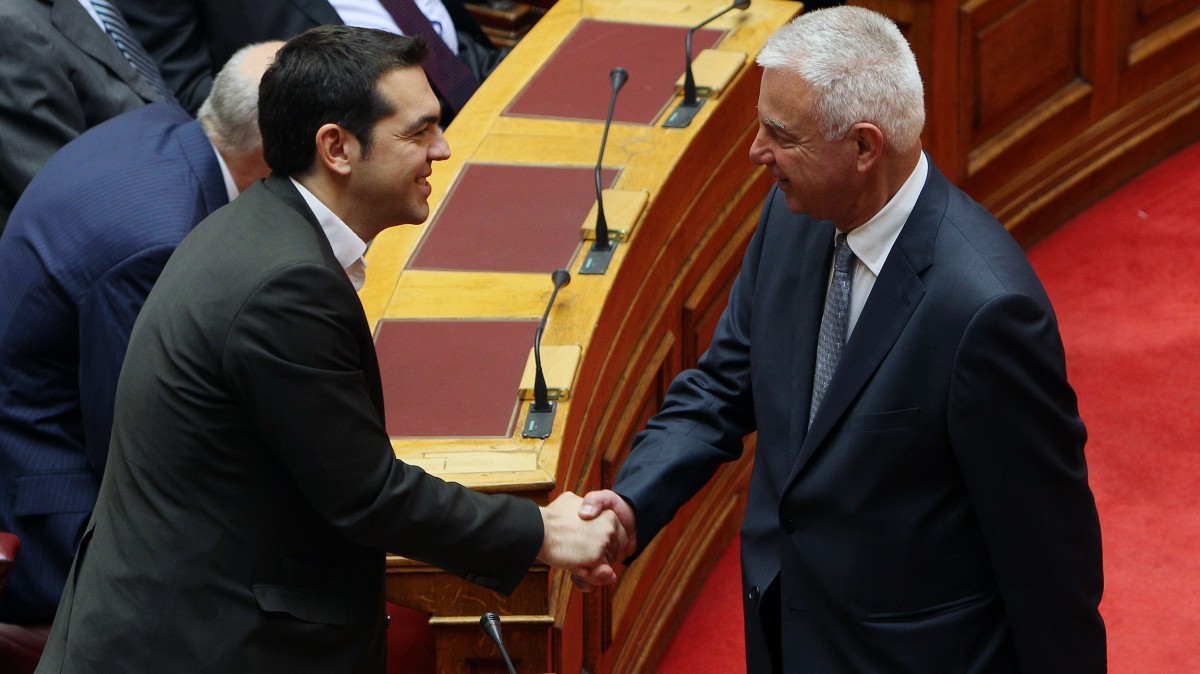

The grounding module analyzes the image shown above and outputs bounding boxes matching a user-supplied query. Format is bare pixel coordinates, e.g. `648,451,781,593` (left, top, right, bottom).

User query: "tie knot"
833,233,854,273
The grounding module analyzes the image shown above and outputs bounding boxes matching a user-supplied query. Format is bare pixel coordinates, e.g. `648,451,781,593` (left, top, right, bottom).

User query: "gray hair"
197,43,269,157
756,7,924,152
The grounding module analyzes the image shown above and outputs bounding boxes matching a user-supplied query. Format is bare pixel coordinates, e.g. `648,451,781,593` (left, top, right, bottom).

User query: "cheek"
779,155,815,184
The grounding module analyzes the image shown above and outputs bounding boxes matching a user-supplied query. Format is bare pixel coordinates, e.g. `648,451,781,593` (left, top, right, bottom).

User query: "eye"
402,125,432,141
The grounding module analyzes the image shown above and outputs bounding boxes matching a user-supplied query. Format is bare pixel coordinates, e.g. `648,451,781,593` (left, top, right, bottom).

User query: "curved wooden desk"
359,2,801,672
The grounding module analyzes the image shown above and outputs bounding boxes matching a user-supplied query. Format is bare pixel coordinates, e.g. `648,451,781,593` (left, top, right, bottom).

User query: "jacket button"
748,585,760,601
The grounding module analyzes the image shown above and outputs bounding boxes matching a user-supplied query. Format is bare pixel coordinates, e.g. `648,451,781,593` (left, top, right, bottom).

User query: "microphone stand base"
579,239,619,275
662,98,707,128
521,401,557,439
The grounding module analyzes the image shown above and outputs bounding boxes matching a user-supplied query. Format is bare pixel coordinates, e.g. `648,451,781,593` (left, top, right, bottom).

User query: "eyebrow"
761,117,788,132
401,113,441,136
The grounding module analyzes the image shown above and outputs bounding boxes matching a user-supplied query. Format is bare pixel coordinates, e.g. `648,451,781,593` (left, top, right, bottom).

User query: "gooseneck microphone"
522,268,571,438
531,268,571,414
592,67,628,253
479,612,518,674
682,0,751,107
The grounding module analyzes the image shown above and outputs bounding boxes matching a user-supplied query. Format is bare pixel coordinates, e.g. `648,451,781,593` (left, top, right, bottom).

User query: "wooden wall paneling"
593,333,678,671
431,617,553,674
964,0,1083,140
594,136,771,674
680,199,763,368
1000,63,1200,244
386,561,553,673
958,0,1095,188
566,287,680,668
926,0,967,178
605,455,752,673
1117,0,1200,100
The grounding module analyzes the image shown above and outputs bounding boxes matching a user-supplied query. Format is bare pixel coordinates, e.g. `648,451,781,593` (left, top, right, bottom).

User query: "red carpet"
657,142,1200,673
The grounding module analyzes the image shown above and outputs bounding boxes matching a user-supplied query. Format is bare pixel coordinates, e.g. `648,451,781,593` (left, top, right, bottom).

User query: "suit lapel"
784,156,948,486
50,0,159,103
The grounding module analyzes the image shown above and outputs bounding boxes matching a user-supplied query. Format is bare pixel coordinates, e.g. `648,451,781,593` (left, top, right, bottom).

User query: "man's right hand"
571,489,638,590
537,492,626,584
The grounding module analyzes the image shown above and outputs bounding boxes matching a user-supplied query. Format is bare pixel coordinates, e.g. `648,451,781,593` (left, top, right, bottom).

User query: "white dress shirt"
328,0,459,54
289,178,369,290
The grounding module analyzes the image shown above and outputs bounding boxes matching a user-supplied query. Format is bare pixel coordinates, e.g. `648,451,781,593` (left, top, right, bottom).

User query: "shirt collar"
845,152,929,276
207,140,240,203
288,177,370,290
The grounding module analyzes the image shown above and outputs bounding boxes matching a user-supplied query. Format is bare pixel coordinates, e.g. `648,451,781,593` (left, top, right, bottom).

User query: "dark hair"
259,26,428,176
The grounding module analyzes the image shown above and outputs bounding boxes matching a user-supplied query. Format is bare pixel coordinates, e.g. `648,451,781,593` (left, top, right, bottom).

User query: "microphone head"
733,0,751,8
610,67,629,92
480,612,502,641
551,268,571,289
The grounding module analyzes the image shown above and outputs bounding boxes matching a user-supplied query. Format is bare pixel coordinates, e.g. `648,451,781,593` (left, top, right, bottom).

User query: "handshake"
536,489,637,589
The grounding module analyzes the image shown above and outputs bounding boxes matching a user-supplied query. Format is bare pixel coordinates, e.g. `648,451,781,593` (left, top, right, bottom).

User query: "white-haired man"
579,6,1105,672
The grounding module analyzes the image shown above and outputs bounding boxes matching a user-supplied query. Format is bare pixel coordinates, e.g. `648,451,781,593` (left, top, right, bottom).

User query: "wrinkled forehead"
757,68,817,128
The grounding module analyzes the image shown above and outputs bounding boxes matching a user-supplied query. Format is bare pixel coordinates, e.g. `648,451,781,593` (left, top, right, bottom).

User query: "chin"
783,195,809,216
405,211,430,227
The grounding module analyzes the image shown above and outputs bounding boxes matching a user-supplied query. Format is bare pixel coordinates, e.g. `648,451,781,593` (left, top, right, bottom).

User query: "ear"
849,122,885,172
313,123,357,177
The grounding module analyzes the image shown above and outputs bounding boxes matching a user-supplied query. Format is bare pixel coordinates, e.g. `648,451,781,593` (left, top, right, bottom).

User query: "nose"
749,127,771,166
430,128,451,162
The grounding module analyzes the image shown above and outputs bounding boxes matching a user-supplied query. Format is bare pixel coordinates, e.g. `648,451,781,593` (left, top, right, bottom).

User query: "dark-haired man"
34,26,623,674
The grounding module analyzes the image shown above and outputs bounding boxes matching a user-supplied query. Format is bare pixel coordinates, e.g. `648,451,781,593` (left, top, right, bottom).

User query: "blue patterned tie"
89,0,176,103
810,233,856,426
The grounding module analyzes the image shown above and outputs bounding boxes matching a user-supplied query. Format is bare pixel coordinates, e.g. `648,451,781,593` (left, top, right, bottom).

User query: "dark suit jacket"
34,175,543,673
114,0,497,114
614,159,1106,672
0,104,225,624
0,0,161,235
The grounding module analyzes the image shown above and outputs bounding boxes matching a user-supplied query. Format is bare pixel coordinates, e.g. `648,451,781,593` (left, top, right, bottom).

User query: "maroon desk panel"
506,20,725,124
408,163,618,273
374,319,537,437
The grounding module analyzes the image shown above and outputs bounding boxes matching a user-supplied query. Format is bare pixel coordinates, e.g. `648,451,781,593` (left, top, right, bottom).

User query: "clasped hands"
537,490,637,589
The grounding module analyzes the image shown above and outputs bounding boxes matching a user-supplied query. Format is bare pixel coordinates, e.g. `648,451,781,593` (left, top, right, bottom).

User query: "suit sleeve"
613,191,770,552
0,11,89,207
222,261,542,594
77,244,177,477
949,293,1106,672
113,0,213,114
